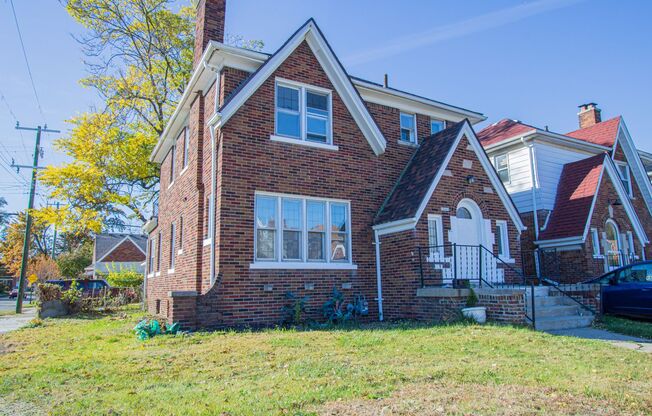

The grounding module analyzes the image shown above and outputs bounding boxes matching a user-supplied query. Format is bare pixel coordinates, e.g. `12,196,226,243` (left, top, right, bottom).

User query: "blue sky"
1,0,651,215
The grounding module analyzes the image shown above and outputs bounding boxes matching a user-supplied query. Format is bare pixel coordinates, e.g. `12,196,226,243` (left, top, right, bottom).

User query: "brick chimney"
193,0,226,68
578,103,601,129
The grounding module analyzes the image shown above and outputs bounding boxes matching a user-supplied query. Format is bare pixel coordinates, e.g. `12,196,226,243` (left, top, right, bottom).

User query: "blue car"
588,261,652,319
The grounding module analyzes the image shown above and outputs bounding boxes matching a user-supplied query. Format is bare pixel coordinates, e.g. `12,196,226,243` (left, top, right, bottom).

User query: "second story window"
616,163,633,198
430,119,445,135
181,128,189,169
494,153,510,184
400,113,416,144
169,146,176,185
275,80,332,144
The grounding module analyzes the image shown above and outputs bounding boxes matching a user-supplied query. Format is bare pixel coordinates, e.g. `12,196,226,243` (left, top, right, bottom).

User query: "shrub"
36,283,63,302
466,287,479,308
282,291,310,325
27,255,60,283
56,242,92,279
106,268,144,288
62,280,83,312
322,287,354,324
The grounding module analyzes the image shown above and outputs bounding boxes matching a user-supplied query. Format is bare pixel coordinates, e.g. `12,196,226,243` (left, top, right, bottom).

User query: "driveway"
548,327,652,353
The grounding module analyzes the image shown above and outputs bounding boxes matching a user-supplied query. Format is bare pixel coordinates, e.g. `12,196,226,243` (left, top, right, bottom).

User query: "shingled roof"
94,234,147,262
476,119,537,147
565,116,621,147
375,121,465,225
538,155,605,241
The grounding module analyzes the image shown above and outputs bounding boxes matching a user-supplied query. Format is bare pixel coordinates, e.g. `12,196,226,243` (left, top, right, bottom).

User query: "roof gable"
537,154,648,245
210,19,386,155
95,234,147,263
374,120,525,235
566,116,621,147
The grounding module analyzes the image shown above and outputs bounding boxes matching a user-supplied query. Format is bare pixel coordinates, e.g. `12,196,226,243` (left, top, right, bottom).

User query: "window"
430,119,445,135
169,146,176,184
148,237,156,274
427,214,444,257
456,207,472,219
400,113,416,143
254,193,351,266
178,216,184,251
494,153,510,184
496,220,509,258
627,231,635,257
156,232,162,272
169,223,176,270
307,201,326,261
275,81,332,144
181,128,189,169
616,163,632,197
591,228,601,256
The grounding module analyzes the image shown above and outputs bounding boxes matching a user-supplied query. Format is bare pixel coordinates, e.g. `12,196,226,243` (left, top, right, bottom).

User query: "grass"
595,315,652,340
0,307,651,415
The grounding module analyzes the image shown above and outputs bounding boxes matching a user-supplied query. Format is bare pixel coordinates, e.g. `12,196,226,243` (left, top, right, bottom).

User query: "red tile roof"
565,116,621,147
476,119,537,147
538,154,606,241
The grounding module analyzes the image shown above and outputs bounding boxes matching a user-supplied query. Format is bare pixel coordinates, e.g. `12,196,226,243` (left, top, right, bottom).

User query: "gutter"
374,230,384,321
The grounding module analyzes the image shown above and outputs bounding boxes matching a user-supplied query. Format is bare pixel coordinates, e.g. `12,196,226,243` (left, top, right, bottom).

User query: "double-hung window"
254,193,352,267
181,128,189,169
169,146,176,185
148,237,156,275
156,232,162,272
616,163,632,197
169,223,176,271
427,214,444,258
400,113,416,144
275,80,332,144
430,119,445,135
494,153,510,184
591,228,601,257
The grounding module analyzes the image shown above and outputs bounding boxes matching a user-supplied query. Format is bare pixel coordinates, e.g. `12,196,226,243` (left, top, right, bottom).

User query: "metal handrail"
541,278,597,315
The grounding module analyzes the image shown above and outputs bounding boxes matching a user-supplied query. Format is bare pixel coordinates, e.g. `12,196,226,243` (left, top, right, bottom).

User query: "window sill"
178,249,183,255
499,256,515,264
397,140,418,148
147,273,154,278
167,181,174,190
167,268,175,274
270,135,338,151
203,238,212,247
155,272,161,277
250,262,358,270
593,255,604,259
179,166,189,177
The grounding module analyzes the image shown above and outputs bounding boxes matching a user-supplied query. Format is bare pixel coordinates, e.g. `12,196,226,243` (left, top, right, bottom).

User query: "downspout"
525,139,541,278
209,125,217,286
373,230,384,321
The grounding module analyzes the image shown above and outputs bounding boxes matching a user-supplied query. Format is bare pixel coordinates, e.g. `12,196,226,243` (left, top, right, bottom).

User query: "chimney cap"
578,102,599,111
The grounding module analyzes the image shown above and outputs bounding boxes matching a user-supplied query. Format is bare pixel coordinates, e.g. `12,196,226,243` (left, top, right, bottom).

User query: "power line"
0,88,19,123
9,0,46,122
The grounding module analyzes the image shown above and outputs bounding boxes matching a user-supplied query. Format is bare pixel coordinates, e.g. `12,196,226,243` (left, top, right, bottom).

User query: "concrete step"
527,296,575,307
532,305,583,318
534,314,594,331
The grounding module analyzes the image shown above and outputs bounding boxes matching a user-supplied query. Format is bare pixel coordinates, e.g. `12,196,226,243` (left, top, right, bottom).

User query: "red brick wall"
102,240,145,262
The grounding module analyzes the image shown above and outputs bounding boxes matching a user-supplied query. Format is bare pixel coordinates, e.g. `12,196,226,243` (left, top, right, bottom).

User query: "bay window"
275,79,332,145
253,193,353,268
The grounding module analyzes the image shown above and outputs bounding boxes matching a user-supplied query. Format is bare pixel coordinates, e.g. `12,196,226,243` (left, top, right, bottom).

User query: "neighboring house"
143,0,526,328
638,149,652,180
478,104,652,282
89,234,147,277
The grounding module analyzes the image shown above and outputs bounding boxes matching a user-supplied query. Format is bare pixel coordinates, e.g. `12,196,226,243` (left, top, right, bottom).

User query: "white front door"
452,203,482,280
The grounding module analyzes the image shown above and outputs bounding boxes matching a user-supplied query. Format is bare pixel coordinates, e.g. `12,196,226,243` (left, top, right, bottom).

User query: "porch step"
533,305,584,318
534,314,594,331
528,295,572,308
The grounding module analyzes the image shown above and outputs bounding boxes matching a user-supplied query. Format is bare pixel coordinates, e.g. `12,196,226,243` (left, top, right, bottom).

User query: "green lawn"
1,307,651,415
595,315,652,340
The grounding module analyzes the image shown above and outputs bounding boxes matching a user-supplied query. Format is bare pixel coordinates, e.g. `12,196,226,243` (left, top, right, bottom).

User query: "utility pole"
14,122,60,314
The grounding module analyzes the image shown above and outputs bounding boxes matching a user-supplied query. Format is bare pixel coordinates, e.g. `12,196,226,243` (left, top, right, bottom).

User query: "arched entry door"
605,220,622,271
451,199,484,280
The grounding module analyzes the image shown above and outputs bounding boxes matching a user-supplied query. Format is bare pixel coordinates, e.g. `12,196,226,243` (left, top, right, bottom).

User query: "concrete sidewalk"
0,308,37,334
548,327,652,353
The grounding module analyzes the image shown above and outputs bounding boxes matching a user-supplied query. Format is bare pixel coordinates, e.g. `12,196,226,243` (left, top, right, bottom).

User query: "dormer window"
275,79,332,145
400,113,416,144
494,153,510,184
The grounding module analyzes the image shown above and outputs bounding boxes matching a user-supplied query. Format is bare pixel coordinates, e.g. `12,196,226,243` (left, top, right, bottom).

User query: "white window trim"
273,77,333,146
181,127,189,169
430,118,445,135
627,231,637,259
496,220,510,260
493,153,510,185
399,112,417,144
169,222,176,270
252,191,354,268
591,227,602,258
616,162,633,198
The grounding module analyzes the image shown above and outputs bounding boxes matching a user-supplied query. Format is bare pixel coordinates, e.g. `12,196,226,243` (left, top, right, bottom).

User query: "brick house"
142,0,527,328
87,233,147,277
478,104,652,282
